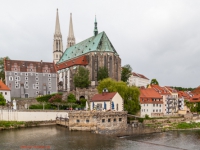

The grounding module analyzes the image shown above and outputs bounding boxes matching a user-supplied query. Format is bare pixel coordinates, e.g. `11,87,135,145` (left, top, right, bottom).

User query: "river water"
0,126,200,150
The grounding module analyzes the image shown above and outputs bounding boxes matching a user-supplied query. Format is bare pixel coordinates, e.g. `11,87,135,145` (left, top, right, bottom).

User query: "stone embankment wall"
0,110,68,121
57,111,127,132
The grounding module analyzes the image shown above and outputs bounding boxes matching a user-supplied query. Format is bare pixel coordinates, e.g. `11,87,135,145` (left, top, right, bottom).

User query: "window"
160,104,161,107
25,85,29,89
48,74,51,77
147,109,148,112
119,118,122,121
35,77,39,81
86,120,89,123
144,104,145,106
48,82,51,85
156,104,158,107
9,76,13,81
36,91,39,94
144,109,145,112
48,78,51,81
153,104,155,107
36,86,39,90
15,81,18,84
14,72,17,76
33,84,36,89
35,73,38,76
49,86,51,89
25,73,28,76
15,76,18,80
5,92,7,95
153,109,155,112
156,109,158,112
25,81,28,85
15,84,20,89
108,119,111,122
102,119,105,123
114,118,116,122
159,109,161,112
77,119,80,123
147,104,148,106
36,82,39,85
25,77,28,80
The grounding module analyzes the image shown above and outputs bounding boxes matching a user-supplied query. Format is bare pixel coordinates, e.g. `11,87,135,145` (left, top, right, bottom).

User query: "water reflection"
0,126,200,150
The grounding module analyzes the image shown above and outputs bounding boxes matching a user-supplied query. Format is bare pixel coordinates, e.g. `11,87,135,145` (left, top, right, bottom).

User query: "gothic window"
92,56,95,80
109,56,112,77
56,41,58,50
56,54,58,58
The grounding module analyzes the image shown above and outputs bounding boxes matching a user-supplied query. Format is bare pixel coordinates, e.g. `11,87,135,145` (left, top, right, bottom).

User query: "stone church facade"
55,15,121,91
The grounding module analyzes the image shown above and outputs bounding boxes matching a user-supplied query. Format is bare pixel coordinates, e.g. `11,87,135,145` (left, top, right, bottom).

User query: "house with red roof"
89,92,123,111
128,72,149,87
140,88,164,117
0,80,11,103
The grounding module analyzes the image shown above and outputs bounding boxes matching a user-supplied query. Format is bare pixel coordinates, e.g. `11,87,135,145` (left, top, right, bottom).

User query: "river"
0,126,200,150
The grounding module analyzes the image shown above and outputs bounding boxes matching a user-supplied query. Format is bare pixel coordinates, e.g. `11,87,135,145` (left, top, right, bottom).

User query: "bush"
67,93,76,103
145,114,150,119
36,93,63,102
29,104,55,109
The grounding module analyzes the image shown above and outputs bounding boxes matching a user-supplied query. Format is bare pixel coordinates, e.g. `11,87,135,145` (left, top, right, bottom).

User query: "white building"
140,88,164,117
0,80,11,103
89,92,124,111
128,72,149,87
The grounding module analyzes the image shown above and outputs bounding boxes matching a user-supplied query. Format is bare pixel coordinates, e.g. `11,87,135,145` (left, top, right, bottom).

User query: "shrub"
36,93,63,102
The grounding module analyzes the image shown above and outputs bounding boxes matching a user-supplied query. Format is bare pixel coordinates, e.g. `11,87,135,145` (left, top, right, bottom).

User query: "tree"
121,64,132,83
97,67,108,81
74,66,90,88
67,93,76,103
48,94,63,110
0,93,6,106
150,79,159,85
0,56,10,82
97,78,140,114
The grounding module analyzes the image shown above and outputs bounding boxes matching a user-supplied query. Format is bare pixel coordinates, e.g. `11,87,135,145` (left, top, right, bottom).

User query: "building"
4,59,57,98
128,72,149,87
88,92,124,111
140,88,164,117
0,80,11,103
56,16,121,91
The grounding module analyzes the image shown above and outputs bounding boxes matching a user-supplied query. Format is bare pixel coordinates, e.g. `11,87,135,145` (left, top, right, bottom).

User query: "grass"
0,121,24,128
175,122,200,129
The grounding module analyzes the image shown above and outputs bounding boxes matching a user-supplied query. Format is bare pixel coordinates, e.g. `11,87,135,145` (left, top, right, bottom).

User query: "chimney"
102,88,108,96
41,60,43,63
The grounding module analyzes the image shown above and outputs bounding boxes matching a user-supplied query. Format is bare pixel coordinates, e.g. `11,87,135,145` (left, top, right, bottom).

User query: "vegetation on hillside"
121,64,132,83
0,56,10,82
74,66,90,88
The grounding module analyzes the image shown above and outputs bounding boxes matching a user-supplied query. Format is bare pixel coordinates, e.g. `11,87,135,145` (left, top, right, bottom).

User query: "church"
53,9,121,91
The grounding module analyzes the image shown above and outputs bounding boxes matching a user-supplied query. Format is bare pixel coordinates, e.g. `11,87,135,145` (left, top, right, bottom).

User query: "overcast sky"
0,0,200,88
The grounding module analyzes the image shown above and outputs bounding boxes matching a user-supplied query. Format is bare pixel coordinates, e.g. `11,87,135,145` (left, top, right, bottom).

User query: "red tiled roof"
191,86,200,95
56,55,88,70
132,72,149,80
0,80,10,91
140,88,162,98
91,92,117,101
190,94,200,102
4,59,56,73
178,91,191,99
150,84,171,95
140,88,163,104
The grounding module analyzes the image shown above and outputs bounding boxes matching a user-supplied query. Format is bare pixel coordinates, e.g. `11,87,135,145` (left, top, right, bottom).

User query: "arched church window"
56,55,58,58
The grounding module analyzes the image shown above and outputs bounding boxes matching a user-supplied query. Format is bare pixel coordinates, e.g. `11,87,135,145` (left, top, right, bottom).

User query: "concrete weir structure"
56,111,127,133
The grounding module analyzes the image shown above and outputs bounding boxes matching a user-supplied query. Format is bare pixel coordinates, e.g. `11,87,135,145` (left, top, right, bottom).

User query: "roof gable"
0,80,10,91
91,92,117,101
58,31,118,64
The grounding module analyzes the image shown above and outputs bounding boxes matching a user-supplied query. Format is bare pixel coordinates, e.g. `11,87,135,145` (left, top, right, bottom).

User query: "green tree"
0,56,10,82
97,67,108,81
0,93,6,106
121,64,132,83
150,78,159,85
74,66,90,88
97,78,140,114
67,93,76,103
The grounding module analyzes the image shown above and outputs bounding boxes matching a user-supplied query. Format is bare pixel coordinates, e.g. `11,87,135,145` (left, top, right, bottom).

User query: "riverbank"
0,121,56,130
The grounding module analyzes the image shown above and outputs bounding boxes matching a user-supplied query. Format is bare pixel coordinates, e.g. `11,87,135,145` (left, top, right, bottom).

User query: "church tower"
67,13,75,48
53,9,63,64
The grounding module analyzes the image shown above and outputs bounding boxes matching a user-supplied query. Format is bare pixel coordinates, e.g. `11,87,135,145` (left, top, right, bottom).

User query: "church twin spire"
67,13,76,48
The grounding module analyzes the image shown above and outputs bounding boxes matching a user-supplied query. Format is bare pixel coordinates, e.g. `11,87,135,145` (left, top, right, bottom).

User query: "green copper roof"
57,31,118,64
